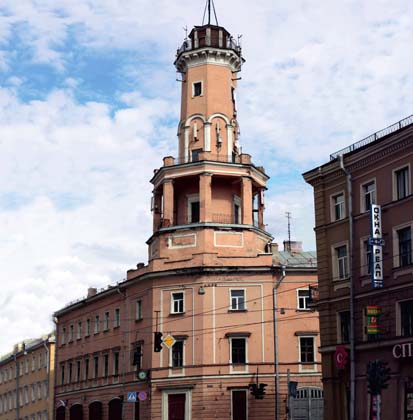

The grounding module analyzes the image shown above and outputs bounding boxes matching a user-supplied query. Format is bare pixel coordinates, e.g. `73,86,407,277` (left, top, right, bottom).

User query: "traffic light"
257,383,267,399
249,383,267,399
154,332,163,352
249,383,258,398
367,359,390,395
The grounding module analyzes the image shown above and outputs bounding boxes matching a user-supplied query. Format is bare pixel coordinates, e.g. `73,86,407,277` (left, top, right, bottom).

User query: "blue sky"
0,0,413,353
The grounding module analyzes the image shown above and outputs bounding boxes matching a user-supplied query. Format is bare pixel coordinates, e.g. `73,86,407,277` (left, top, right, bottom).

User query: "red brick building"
54,9,321,420
304,115,413,420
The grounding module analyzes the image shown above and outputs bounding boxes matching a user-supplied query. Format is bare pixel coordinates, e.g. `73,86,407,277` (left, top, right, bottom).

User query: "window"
395,166,410,200
297,289,310,310
113,352,120,376
86,319,91,336
230,290,245,311
76,361,81,382
172,341,184,368
136,299,143,320
171,292,184,314
114,308,120,328
60,365,65,385
77,321,82,339
31,385,35,402
334,244,349,280
191,148,202,162
299,337,315,363
363,240,372,275
187,194,200,224
25,358,29,374
338,311,350,344
38,353,42,369
93,356,99,378
400,300,413,337
233,196,241,224
68,362,73,383
32,355,36,371
362,181,376,212
85,358,89,381
43,381,47,398
37,382,42,399
192,81,202,97
69,325,74,342
94,315,100,334
104,312,110,331
103,354,109,377
332,193,345,221
133,344,143,371
398,226,412,267
231,338,246,364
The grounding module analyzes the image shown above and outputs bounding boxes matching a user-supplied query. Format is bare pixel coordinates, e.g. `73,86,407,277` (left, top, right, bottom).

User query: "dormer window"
193,81,202,97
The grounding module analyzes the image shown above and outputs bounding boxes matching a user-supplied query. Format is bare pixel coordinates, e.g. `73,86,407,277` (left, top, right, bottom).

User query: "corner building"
54,12,322,420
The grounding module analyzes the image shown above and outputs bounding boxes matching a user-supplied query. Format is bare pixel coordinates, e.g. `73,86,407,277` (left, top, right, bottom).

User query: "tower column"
152,191,162,232
184,126,190,162
241,177,253,225
163,179,174,226
226,123,233,162
199,173,212,222
258,190,265,229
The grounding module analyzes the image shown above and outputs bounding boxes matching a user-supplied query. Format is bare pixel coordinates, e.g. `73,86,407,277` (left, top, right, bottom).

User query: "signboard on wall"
370,204,384,288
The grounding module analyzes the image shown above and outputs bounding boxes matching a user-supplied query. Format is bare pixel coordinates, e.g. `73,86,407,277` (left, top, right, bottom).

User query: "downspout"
339,154,355,420
117,287,127,420
273,264,286,420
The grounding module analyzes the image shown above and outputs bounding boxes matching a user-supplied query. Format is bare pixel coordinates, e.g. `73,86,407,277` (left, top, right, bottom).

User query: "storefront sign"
334,345,348,369
392,342,413,359
366,306,381,335
370,204,384,288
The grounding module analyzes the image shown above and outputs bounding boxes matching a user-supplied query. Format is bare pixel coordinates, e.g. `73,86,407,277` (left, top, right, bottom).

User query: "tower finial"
202,0,219,26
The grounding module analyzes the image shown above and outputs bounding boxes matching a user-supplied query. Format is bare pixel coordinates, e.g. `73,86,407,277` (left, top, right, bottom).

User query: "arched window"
70,404,83,420
108,398,123,420
56,406,66,420
88,401,102,420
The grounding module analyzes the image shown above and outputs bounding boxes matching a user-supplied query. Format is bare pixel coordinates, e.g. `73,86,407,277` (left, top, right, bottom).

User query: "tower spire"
202,0,219,26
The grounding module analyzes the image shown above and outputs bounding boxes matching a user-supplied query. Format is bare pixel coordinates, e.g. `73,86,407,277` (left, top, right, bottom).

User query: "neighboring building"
303,115,413,419
54,8,321,420
0,335,55,420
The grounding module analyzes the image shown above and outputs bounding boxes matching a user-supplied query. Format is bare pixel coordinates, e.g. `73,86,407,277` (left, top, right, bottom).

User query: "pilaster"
163,180,174,226
241,177,253,225
199,173,212,222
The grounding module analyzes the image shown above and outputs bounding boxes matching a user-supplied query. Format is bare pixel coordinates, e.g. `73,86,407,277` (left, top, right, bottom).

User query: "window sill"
228,309,248,313
135,318,143,322
169,312,185,316
113,325,120,330
296,308,312,312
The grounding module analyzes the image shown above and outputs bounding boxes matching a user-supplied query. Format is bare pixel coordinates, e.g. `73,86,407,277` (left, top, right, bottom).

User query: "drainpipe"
273,264,286,420
117,287,127,420
339,155,355,420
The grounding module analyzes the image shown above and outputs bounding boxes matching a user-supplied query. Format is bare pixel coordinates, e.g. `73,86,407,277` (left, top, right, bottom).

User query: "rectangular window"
338,311,350,344
395,166,409,200
61,328,66,345
76,361,81,382
103,354,109,377
231,338,246,364
171,292,184,314
37,383,42,399
172,341,184,368
31,385,35,402
77,321,82,339
86,319,91,336
362,181,376,212
299,337,315,363
114,352,120,376
94,315,100,334
60,365,65,385
136,299,143,320
335,245,349,279
332,193,345,221
191,148,202,162
32,355,36,371
114,308,120,328
133,344,143,371
233,196,241,224
230,290,245,311
190,201,200,223
68,362,72,383
104,312,110,331
364,240,372,275
193,81,202,97
93,356,99,378
69,325,74,342
398,226,412,267
85,358,89,381
297,289,310,310
400,300,413,337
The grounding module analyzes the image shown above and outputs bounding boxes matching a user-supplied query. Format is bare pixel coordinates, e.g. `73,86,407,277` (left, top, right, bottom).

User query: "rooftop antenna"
202,0,219,26
286,211,292,252
183,25,188,39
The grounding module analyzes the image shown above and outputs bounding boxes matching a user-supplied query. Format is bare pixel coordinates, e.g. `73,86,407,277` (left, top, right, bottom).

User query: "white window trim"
77,322,82,340
298,335,317,372
330,190,346,222
229,288,246,311
231,389,248,420
392,163,411,201
170,291,185,314
94,316,100,334
360,178,376,213
187,194,200,224
396,298,413,336
114,308,120,328
392,221,413,268
169,340,185,377
331,241,349,281
104,312,110,331
191,80,203,97
161,389,192,420
229,337,248,374
296,288,311,311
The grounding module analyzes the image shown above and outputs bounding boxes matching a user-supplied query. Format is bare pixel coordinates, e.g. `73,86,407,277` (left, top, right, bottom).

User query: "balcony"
163,152,255,167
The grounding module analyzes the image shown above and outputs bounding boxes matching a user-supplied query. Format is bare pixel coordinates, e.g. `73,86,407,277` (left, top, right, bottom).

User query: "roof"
277,251,317,268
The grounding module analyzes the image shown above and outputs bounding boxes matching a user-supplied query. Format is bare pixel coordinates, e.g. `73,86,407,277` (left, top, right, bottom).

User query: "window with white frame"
113,351,120,376
85,318,91,337
363,240,372,275
230,289,245,311
76,360,81,382
333,244,349,280
104,312,110,331
362,180,376,212
93,356,99,378
332,193,345,221
69,325,74,342
136,299,143,320
60,364,65,385
94,315,100,334
297,289,311,310
230,337,247,364
103,354,109,377
394,166,410,200
77,321,82,339
37,382,42,399
114,308,120,328
171,292,184,314
68,362,73,383
32,355,36,371
171,340,184,368
299,336,315,363
61,327,66,345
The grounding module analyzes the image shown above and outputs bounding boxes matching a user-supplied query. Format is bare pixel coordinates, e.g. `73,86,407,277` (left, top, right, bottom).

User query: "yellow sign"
163,334,176,349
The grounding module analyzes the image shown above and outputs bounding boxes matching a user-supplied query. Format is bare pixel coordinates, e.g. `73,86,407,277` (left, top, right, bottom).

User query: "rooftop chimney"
87,287,97,298
283,240,302,254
